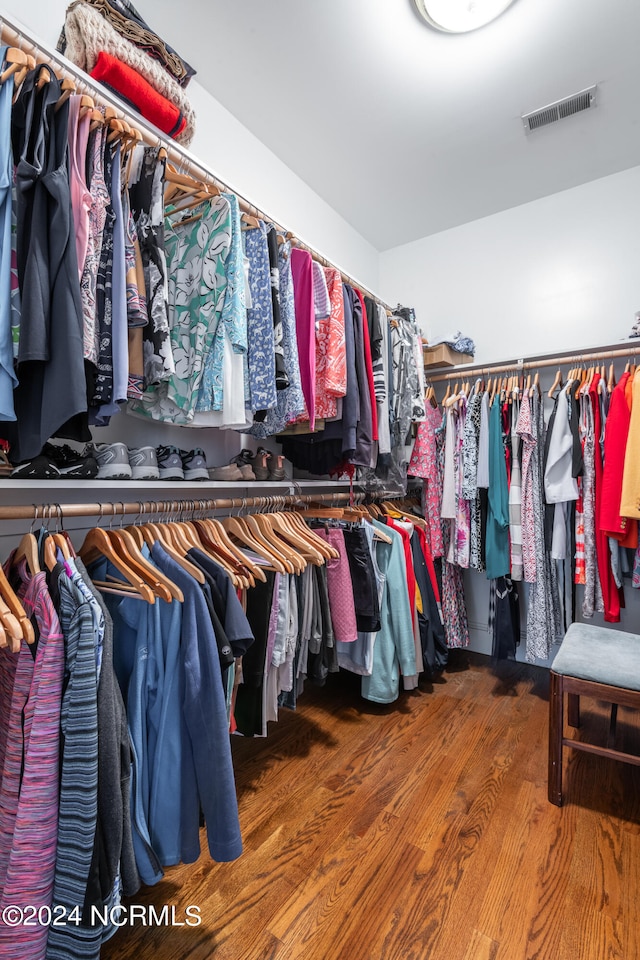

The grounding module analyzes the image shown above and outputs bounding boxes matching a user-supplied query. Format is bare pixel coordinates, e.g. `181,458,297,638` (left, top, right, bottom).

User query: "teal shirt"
485,399,511,579
361,521,417,703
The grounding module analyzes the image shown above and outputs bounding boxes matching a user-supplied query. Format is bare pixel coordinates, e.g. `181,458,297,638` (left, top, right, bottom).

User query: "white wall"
0,1,380,293
380,166,640,363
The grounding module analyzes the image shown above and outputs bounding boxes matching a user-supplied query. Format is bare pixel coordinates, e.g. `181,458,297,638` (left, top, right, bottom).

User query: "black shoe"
11,455,61,479
42,443,99,479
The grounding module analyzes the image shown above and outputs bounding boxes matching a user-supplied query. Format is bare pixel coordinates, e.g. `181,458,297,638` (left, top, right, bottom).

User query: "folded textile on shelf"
60,0,196,88
61,0,196,144
91,51,186,139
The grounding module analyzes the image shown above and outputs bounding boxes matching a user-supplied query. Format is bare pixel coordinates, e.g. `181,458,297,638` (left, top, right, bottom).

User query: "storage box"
423,343,474,368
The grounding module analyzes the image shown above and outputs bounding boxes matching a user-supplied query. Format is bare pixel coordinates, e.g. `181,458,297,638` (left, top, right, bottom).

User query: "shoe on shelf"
208,463,243,482
156,445,184,481
43,442,98,479
181,447,208,481
253,447,271,481
11,455,61,479
230,449,256,480
268,454,286,482
128,445,159,481
92,442,132,480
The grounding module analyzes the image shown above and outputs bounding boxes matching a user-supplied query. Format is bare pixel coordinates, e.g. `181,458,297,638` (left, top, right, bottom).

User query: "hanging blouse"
314,266,347,420
131,196,233,423
290,247,316,431
80,118,109,367
128,144,174,385
193,192,248,425
243,221,277,415
67,94,92,278
247,240,305,438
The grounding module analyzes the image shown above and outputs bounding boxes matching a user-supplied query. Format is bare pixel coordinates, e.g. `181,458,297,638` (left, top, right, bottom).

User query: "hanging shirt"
67,95,92,278
128,144,174,385
485,397,510,579
361,520,417,704
290,247,316,431
247,240,305,438
243,221,277,415
130,196,233,423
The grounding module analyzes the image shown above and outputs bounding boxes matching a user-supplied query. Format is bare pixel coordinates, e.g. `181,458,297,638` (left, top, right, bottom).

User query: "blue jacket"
151,545,243,864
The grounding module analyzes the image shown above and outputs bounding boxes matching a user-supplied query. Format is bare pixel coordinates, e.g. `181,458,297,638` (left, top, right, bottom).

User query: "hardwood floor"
100,652,640,960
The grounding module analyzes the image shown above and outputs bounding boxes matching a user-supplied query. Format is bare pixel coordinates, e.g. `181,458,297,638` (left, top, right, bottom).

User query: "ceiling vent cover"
522,85,597,133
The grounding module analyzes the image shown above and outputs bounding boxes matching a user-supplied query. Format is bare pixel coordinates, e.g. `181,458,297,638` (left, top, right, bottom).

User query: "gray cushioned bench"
549,622,640,805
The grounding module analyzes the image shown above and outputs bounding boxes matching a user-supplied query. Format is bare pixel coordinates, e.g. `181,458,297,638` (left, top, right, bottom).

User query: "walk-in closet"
0,2,639,958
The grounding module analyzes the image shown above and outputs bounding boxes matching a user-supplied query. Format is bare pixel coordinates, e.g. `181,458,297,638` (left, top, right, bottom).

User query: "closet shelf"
425,338,640,380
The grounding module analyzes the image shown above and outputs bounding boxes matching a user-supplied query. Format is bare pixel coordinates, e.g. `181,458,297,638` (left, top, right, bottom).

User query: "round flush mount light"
413,0,517,33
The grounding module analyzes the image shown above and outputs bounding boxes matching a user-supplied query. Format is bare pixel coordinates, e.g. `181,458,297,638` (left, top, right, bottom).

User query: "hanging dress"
8,64,89,462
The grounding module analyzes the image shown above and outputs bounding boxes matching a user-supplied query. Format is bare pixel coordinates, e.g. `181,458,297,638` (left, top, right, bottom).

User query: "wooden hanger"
0,47,28,85
0,563,35,645
144,520,206,584
183,520,248,588
241,514,299,573
264,512,321,567
221,515,285,573
193,517,265,584
0,589,29,651
13,532,41,575
241,212,262,230
608,362,616,394
283,511,338,560
548,368,562,399
54,76,76,112
79,527,156,603
121,524,185,602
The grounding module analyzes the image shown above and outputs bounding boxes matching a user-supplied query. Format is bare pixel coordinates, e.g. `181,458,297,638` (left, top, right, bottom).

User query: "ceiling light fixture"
412,0,517,33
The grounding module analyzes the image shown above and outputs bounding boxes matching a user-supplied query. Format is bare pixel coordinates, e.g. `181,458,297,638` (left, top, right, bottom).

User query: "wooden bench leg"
548,670,564,805
567,693,580,728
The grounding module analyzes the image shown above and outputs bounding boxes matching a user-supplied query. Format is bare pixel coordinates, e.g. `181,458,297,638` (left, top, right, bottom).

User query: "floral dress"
128,145,174,386
129,196,232,423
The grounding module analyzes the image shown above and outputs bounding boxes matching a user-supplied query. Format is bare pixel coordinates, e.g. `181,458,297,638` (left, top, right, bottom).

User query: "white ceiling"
142,0,640,252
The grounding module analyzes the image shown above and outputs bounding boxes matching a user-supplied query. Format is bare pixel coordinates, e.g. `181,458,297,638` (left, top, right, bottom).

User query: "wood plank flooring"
100,652,640,960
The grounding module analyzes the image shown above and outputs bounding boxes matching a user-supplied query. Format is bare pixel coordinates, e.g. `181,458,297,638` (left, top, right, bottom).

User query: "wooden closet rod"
0,493,356,522
427,344,639,382
0,15,394,315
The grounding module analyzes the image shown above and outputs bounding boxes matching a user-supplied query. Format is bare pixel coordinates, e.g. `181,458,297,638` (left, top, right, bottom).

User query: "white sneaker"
129,446,160,480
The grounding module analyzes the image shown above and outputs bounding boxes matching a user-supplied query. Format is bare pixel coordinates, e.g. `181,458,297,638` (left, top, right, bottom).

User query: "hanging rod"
426,341,639,382
0,14,395,315
0,492,355,522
